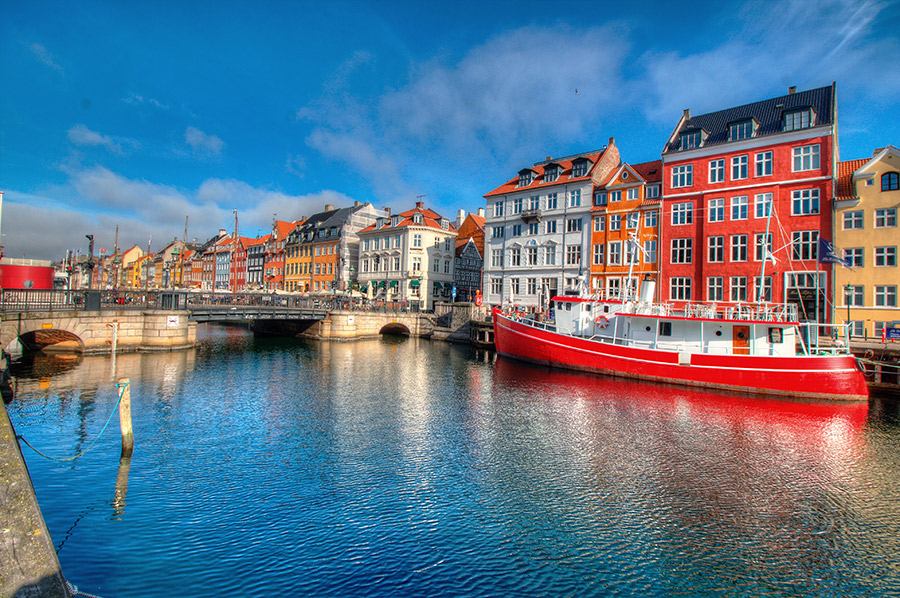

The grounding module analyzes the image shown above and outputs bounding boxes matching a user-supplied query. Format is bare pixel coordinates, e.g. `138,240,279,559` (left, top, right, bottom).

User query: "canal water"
6,324,900,597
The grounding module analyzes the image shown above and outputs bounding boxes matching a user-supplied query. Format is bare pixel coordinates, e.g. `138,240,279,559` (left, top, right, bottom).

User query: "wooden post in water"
118,377,134,457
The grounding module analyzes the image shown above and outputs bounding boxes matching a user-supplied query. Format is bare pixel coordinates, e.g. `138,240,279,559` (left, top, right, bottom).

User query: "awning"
433,282,442,289
378,280,386,288
360,284,368,292
389,280,398,288
409,280,420,288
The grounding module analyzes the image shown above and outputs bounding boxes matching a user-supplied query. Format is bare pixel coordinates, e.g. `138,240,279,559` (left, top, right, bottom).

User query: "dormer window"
544,165,559,182
391,215,400,226
572,160,588,177
784,108,814,131
594,191,607,206
440,218,449,230
518,170,535,187
413,213,423,225
728,119,755,141
679,129,702,150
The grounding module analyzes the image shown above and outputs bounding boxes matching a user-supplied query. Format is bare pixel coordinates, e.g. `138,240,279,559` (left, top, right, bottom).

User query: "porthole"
715,330,722,337
645,326,651,332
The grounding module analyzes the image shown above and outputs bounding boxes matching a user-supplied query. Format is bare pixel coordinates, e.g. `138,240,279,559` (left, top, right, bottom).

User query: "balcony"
520,208,542,223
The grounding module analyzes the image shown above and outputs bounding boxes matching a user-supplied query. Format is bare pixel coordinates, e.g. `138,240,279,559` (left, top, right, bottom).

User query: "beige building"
358,201,457,310
833,145,900,338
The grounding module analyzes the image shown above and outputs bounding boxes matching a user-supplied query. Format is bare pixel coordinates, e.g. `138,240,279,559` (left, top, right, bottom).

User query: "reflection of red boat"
493,292,869,401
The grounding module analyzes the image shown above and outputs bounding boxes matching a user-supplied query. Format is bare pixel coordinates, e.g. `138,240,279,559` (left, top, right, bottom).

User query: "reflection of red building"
0,259,55,289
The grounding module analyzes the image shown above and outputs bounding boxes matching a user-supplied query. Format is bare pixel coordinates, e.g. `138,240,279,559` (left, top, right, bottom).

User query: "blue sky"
2,0,898,260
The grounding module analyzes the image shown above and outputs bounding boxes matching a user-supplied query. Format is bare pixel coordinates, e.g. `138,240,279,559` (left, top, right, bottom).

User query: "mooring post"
118,377,133,457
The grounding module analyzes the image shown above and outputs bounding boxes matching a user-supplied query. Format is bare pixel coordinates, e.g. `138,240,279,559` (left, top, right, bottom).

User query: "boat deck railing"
663,301,798,322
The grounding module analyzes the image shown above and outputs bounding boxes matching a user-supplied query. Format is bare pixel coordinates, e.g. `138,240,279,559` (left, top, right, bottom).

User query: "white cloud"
185,126,225,157
28,42,64,74
123,93,170,111
67,124,127,155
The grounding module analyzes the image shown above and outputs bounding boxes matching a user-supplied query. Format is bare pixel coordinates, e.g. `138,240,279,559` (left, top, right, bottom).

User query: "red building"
660,84,837,323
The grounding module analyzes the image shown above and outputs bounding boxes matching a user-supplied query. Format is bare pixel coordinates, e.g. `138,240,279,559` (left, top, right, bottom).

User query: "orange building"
589,160,662,299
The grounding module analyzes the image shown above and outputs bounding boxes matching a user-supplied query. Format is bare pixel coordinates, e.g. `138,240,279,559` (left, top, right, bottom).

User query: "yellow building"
834,146,900,338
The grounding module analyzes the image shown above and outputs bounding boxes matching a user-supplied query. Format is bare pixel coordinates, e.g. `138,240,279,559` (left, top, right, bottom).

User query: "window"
645,211,657,228
754,276,773,302
626,213,639,229
671,238,693,264
444,260,451,274
526,247,538,266
784,109,812,131
670,277,692,301
545,246,556,265
755,193,772,219
528,222,539,235
709,159,725,183
728,120,753,141
394,257,401,271
492,226,504,239
875,208,897,228
644,240,657,263
566,218,582,233
793,144,820,171
509,248,521,267
845,285,864,307
627,188,639,201
594,191,608,206
572,161,588,177
491,277,502,295
755,232,772,261
568,189,582,207
512,224,522,236
609,214,621,231
646,184,661,199
680,130,701,150
708,277,724,301
731,155,748,180
883,172,900,191
755,151,773,177
792,189,820,215
593,216,605,232
412,257,421,271
593,243,604,265
394,235,402,248
566,245,582,265
708,236,724,262
709,198,725,222
413,233,422,247
672,202,693,225
730,276,747,302
518,171,533,187
433,258,440,272
610,190,622,203
672,164,693,188
546,193,558,210
845,247,863,267
843,210,864,230
527,278,536,294
731,196,748,220
546,219,557,234
875,285,897,307
512,197,523,214
544,167,558,183
491,249,503,267
875,246,897,267
791,231,819,261
608,242,621,265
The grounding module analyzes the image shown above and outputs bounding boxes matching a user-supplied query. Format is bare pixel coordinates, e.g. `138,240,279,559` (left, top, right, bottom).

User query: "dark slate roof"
663,85,834,155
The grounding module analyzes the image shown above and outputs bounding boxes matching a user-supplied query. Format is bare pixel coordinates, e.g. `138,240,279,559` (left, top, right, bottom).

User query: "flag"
817,237,852,268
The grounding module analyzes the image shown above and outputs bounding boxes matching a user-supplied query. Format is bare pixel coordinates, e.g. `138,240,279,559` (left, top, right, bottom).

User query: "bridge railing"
1,289,425,314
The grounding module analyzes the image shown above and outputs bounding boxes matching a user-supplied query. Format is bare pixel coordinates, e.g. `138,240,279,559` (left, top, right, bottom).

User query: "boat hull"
493,310,869,401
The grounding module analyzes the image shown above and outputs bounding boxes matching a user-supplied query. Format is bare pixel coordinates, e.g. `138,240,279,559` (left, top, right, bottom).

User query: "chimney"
608,137,616,147
546,156,552,161
788,86,797,95
477,207,485,218
219,229,227,237
415,201,424,209
384,206,391,216
683,108,691,120
456,209,466,228
325,204,335,211
354,200,362,207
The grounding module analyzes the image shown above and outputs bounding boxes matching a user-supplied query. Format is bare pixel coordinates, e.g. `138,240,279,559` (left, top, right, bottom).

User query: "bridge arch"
2,317,90,354
379,322,411,337
16,328,85,353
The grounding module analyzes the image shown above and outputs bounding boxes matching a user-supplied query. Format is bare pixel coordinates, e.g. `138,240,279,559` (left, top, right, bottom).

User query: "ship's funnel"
639,280,656,303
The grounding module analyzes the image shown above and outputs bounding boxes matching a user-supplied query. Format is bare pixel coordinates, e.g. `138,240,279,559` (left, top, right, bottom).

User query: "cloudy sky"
2,0,898,261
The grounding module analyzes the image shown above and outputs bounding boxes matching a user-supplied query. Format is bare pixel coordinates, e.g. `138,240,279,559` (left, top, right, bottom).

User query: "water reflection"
6,325,900,597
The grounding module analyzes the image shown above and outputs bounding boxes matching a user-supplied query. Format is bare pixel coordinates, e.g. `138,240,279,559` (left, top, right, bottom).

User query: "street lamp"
844,283,852,341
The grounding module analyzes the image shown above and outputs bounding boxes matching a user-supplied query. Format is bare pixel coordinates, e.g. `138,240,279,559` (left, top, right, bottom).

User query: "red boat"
492,287,869,402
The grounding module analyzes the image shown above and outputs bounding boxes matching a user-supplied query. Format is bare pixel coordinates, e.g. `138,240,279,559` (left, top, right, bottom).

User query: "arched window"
883,172,900,191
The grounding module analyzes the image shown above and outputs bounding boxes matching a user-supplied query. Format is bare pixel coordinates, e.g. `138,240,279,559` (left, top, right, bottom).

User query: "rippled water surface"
7,324,900,597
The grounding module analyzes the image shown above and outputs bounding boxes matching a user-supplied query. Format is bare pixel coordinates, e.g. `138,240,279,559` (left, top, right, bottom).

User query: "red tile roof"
484,149,608,197
836,159,867,199
359,204,456,234
631,160,662,183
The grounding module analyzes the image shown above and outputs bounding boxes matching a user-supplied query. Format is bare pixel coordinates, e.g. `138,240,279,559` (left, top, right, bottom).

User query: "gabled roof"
663,84,834,155
485,148,610,197
359,203,456,234
455,236,482,259
631,160,662,183
836,159,868,200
